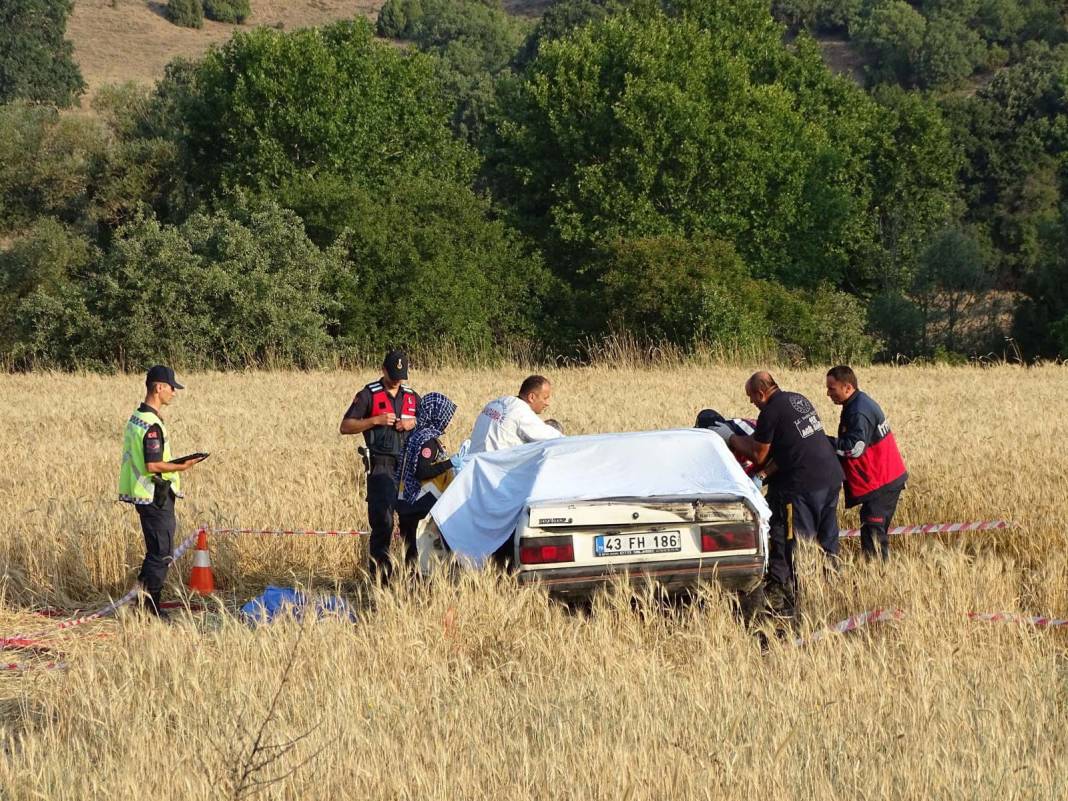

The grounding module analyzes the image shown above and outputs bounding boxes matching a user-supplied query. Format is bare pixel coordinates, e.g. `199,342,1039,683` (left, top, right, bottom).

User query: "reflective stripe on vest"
118,410,181,504
369,383,417,419
364,382,418,457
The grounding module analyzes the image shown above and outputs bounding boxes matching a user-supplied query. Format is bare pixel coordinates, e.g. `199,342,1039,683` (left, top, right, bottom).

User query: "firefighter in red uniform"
825,366,908,561
340,350,420,583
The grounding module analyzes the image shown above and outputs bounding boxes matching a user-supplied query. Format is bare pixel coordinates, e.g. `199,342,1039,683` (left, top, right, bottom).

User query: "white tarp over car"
431,429,772,566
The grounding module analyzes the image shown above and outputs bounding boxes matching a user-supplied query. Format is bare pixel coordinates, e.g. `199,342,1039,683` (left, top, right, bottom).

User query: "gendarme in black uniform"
753,390,843,606
343,355,420,582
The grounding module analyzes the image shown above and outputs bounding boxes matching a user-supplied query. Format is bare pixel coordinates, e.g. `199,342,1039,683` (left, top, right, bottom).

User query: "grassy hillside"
68,0,387,102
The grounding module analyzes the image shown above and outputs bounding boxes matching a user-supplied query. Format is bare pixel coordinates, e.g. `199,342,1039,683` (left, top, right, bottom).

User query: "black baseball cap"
383,349,409,381
145,365,184,390
695,408,725,428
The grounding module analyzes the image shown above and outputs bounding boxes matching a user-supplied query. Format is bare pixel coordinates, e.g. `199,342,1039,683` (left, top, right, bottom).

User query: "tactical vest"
363,382,418,457
119,409,181,504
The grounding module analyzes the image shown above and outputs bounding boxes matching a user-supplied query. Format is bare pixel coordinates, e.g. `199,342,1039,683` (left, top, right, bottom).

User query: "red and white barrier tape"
794,608,905,646
0,637,46,651
10,530,202,643
203,526,369,538
966,611,1068,628
839,520,1011,539
1,660,67,673
796,605,1068,646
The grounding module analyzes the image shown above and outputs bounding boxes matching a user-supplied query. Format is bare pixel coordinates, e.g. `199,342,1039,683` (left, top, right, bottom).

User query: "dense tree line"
0,0,1065,367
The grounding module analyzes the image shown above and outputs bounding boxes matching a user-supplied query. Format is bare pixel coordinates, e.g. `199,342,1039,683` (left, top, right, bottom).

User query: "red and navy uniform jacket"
364,381,418,457
831,390,907,506
724,418,760,476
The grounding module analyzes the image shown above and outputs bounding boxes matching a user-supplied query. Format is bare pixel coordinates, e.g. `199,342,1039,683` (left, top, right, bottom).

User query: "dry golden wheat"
1,366,1066,799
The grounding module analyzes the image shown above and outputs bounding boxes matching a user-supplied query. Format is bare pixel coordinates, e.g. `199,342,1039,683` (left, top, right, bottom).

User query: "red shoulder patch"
146,431,159,439
421,447,432,458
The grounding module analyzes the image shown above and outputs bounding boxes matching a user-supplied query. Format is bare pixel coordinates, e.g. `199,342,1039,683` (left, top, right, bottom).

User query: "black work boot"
147,589,170,620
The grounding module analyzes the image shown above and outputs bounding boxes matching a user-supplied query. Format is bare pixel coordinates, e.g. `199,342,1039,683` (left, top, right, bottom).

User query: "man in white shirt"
468,375,563,454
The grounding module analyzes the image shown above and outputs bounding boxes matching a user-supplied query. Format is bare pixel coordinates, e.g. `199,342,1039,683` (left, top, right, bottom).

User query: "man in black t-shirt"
719,371,843,616
340,350,421,584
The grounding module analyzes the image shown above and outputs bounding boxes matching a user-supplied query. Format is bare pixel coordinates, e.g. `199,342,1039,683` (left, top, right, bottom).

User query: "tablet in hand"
172,452,209,464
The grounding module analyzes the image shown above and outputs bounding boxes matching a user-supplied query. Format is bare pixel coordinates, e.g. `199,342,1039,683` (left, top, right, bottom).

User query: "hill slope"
68,0,386,103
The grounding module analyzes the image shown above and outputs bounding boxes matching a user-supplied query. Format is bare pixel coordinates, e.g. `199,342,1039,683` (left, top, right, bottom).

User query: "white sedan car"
512,493,764,599
420,429,770,606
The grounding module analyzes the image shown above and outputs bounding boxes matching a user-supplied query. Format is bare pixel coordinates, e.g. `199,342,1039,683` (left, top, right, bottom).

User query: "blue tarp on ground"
240,586,354,625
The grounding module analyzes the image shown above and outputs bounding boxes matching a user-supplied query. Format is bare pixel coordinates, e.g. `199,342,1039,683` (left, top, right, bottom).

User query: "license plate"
594,532,682,557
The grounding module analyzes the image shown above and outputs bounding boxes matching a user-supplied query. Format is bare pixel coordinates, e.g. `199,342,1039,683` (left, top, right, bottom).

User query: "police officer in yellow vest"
118,366,206,618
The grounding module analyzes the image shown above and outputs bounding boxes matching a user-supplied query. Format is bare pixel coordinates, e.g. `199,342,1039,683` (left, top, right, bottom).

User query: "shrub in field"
0,99,186,241
89,202,333,367
3,202,335,369
759,281,877,364
280,172,550,355
0,103,109,231
166,0,204,29
203,0,250,24
0,0,84,106
868,291,924,360
598,236,767,350
0,218,101,367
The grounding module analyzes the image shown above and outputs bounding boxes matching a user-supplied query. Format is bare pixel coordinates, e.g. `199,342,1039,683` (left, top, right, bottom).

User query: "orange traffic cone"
187,529,216,595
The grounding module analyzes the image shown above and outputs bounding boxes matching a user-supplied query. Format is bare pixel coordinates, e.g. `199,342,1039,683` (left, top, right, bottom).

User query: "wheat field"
1,365,1066,799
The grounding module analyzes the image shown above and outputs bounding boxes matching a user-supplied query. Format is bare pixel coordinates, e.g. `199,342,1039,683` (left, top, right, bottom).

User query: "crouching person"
396,392,462,522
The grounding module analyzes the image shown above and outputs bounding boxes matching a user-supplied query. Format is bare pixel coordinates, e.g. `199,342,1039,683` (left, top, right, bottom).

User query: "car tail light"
699,525,757,552
519,536,575,564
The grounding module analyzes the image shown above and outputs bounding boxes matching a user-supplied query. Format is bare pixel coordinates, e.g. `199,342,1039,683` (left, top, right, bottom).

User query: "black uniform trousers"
858,486,902,561
366,459,420,583
765,484,841,606
136,489,176,594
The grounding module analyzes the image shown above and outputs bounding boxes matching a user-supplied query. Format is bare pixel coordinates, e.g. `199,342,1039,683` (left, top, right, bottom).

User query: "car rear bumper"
515,554,764,597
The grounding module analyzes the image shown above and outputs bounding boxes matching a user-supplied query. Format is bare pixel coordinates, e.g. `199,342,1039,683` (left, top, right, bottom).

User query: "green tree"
491,3,880,289
203,0,250,24
174,20,474,200
942,47,1068,281
863,85,962,292
852,0,927,86
514,0,626,67
166,0,204,28
0,0,84,106
1013,207,1068,358
916,12,986,88
376,0,529,143
914,228,989,353
274,173,550,354
598,235,766,347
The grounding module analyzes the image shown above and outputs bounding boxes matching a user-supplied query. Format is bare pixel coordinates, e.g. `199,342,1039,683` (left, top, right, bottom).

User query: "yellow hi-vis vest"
118,409,181,504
